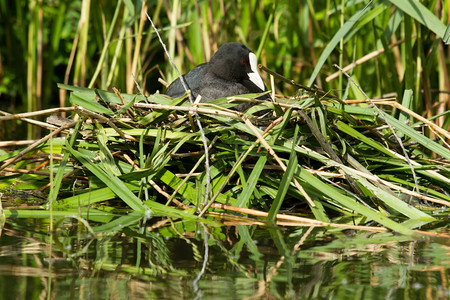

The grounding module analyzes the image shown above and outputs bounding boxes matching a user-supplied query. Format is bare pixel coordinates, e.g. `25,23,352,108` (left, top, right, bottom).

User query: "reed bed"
0,0,449,238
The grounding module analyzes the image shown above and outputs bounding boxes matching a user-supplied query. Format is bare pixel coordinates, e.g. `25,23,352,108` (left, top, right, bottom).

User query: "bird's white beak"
247,52,265,91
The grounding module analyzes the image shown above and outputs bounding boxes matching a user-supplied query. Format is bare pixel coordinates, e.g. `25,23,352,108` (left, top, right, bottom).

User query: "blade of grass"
267,125,300,223
58,83,148,104
3,209,114,219
157,168,237,206
379,174,450,201
382,113,450,160
95,122,121,176
295,168,422,237
57,185,136,207
49,117,84,203
236,155,267,208
389,0,447,38
69,93,114,115
335,120,396,156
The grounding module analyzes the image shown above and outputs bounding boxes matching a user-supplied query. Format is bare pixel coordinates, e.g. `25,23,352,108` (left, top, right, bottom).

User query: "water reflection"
0,217,449,299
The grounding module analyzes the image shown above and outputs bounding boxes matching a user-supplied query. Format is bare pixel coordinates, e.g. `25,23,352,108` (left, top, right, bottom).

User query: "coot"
165,42,269,111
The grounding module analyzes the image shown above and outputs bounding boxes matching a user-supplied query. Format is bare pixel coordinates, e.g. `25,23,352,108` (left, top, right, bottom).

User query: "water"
1,217,449,299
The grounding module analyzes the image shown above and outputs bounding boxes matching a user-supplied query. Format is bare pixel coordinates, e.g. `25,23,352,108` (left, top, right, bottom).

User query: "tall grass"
1,0,448,140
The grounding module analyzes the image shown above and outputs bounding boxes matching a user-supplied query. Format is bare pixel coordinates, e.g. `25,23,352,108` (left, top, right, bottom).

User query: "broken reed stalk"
325,38,408,82
75,106,138,142
0,121,77,172
0,109,74,131
259,64,341,101
0,140,45,147
0,107,75,121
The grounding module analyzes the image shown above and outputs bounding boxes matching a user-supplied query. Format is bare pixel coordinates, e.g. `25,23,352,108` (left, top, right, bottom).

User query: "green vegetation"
0,0,449,239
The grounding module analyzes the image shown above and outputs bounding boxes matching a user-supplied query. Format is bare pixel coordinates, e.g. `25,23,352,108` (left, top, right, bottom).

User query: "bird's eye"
240,60,246,65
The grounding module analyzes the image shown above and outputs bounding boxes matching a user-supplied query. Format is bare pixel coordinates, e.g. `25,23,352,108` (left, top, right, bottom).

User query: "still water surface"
0,217,449,299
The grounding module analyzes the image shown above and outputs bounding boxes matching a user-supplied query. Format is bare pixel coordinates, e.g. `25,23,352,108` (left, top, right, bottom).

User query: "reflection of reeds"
0,264,73,278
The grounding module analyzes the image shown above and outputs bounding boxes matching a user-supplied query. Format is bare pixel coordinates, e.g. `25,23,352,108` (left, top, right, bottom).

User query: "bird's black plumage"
165,42,269,111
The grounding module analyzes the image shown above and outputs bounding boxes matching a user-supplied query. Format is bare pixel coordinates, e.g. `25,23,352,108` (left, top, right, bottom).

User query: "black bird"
165,42,269,111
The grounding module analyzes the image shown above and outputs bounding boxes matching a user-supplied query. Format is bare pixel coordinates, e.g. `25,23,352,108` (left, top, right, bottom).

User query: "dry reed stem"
374,100,450,142
75,106,138,142
0,110,70,132
127,2,147,94
0,140,46,147
326,38,407,82
210,203,386,232
0,107,75,121
112,87,135,118
3,168,54,177
0,121,77,172
207,211,267,226
211,204,450,239
134,102,240,118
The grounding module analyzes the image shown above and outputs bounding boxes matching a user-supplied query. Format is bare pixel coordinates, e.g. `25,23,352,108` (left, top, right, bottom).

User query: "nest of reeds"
1,79,449,238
